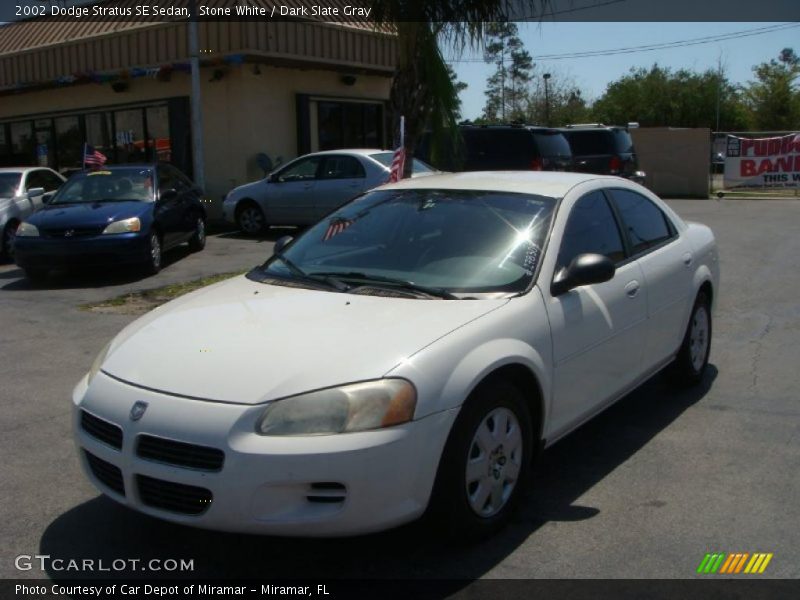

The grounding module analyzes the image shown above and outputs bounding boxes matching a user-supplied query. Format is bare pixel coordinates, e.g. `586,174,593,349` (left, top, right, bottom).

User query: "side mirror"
160,188,178,201
273,235,293,255
27,187,45,199
268,173,281,184
551,253,615,297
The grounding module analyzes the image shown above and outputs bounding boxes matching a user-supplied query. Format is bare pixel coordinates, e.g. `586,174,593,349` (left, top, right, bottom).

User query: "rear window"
564,129,634,156
533,131,571,157
462,129,536,158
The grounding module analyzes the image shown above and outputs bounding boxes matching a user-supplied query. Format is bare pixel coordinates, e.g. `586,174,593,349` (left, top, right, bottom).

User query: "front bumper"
72,372,457,536
15,233,150,269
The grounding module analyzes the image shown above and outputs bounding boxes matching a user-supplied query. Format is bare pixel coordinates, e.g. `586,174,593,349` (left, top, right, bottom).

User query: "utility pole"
543,73,551,126
189,0,205,191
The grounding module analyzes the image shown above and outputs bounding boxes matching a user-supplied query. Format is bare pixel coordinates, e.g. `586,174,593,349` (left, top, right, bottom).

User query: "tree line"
470,23,800,132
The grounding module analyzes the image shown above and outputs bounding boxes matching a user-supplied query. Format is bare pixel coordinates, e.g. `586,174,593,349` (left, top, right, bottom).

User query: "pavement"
0,200,798,584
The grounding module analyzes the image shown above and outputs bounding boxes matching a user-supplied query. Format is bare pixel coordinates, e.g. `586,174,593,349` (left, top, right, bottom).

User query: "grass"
82,271,246,315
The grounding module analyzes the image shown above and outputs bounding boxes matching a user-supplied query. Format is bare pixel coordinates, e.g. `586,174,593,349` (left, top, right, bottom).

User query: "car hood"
28,201,150,229
101,276,509,404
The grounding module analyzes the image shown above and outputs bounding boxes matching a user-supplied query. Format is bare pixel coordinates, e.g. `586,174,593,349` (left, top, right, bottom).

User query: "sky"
447,22,800,120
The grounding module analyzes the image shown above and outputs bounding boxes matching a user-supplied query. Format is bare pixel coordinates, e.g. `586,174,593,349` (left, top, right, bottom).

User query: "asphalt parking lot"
1,200,798,583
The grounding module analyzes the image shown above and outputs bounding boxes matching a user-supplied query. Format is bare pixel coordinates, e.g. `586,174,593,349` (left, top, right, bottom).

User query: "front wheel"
427,379,533,541
1,221,18,261
145,231,162,275
188,215,206,252
670,291,712,386
236,203,266,235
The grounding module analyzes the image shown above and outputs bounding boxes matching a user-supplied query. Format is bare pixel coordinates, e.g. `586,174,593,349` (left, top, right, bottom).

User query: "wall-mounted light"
210,69,226,82
340,74,357,86
111,81,128,93
252,64,262,75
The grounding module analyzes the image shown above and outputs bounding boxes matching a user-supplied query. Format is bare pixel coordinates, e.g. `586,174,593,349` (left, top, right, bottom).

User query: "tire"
24,268,48,283
427,379,533,541
670,291,712,386
1,221,18,261
187,215,206,252
236,202,266,235
144,231,162,275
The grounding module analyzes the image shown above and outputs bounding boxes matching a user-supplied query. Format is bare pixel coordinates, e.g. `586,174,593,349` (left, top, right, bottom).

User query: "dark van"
560,124,644,183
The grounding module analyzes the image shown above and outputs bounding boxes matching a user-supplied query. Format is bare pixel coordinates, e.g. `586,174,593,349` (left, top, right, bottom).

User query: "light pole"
189,0,206,191
543,73,551,126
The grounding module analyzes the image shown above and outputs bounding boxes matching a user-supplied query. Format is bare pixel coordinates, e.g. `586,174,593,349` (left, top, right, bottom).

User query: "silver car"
222,149,439,233
0,167,66,259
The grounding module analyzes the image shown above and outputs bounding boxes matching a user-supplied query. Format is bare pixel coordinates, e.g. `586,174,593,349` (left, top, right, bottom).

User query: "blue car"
14,164,206,280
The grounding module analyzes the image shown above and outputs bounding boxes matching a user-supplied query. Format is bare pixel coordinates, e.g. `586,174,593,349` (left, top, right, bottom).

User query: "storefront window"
146,106,171,163
317,101,383,151
10,121,35,164
85,113,113,160
55,116,82,170
114,109,146,163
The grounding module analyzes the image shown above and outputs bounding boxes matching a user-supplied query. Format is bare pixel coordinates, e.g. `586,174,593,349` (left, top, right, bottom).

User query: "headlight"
87,340,113,385
102,217,141,234
257,379,417,436
15,222,39,237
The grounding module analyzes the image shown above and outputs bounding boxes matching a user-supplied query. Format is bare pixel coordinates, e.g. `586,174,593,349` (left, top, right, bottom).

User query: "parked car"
73,172,718,539
14,164,206,280
561,123,645,183
0,166,65,260
452,125,573,172
222,149,439,234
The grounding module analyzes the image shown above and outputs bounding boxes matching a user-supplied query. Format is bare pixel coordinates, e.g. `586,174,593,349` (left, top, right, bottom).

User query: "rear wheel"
670,291,712,386
24,268,48,283
188,215,206,252
1,221,18,261
236,202,266,235
427,379,533,541
145,231,162,275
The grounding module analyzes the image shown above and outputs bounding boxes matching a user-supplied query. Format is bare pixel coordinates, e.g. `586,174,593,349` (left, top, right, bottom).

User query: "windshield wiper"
308,271,457,299
251,256,348,292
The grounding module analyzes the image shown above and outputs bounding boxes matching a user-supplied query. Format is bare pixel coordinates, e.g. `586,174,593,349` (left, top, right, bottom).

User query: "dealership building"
0,3,396,210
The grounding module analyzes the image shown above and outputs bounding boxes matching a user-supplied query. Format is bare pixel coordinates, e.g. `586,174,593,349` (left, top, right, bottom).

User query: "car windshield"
254,188,556,295
0,173,21,197
50,168,154,204
370,153,436,174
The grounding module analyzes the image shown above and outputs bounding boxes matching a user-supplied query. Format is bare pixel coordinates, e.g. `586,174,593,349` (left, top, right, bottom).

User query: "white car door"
609,188,695,372
543,189,648,438
267,156,321,224
312,155,368,220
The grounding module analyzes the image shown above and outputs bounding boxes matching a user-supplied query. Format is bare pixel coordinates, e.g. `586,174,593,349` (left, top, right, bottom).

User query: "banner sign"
723,133,800,189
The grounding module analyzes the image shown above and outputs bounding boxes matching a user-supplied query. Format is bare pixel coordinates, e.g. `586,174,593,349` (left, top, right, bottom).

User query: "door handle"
682,252,693,267
624,280,640,298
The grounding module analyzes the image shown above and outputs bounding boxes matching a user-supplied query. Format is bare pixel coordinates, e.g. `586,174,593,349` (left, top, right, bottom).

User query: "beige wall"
630,127,711,198
0,64,391,213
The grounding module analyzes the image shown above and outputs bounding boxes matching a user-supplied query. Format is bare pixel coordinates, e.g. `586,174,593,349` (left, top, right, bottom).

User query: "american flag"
83,144,107,169
322,217,354,241
387,145,406,183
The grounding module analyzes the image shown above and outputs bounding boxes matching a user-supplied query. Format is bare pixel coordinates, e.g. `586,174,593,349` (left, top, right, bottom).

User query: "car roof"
0,166,58,173
379,171,617,198
306,149,388,157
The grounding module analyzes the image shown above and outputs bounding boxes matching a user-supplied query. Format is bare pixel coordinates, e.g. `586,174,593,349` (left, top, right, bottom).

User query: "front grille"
84,450,125,496
41,227,104,238
307,482,347,504
136,435,225,472
136,475,212,515
80,410,123,450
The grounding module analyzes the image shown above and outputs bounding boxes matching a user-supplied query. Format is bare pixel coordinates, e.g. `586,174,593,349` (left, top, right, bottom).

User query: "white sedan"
221,149,438,233
73,172,718,539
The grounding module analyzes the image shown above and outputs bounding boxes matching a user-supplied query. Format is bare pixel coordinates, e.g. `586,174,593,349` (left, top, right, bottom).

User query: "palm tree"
370,4,550,174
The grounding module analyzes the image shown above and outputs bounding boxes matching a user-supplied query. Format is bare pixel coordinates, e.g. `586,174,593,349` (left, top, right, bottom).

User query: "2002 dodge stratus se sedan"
73,172,719,539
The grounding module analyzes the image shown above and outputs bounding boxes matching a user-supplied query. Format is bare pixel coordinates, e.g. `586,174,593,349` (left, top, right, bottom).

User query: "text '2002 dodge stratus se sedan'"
73,172,719,539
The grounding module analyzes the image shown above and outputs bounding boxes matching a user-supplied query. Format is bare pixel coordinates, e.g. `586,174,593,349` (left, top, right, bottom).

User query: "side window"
320,156,365,179
157,166,176,194
40,170,64,191
277,157,321,182
557,191,625,271
24,170,46,192
610,189,674,255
